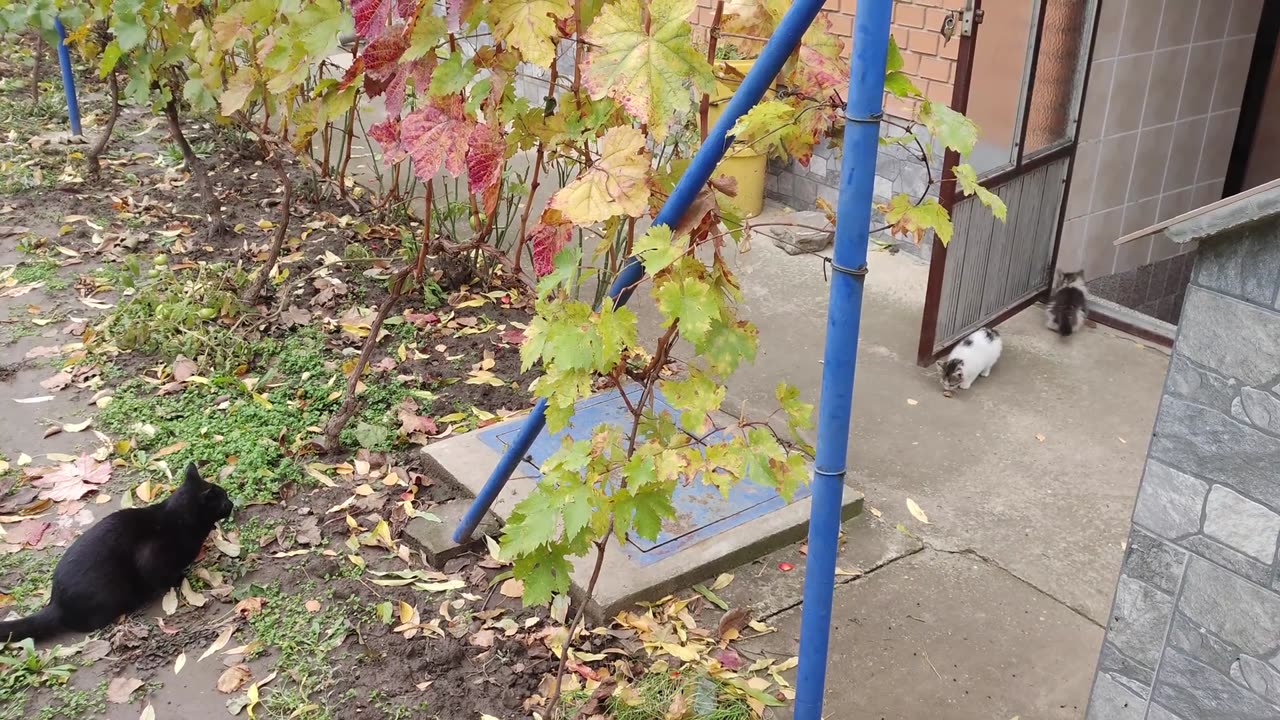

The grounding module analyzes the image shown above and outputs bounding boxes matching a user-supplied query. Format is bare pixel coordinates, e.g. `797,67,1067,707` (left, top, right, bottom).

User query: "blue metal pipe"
792,1,892,717
54,18,82,136
452,0,834,544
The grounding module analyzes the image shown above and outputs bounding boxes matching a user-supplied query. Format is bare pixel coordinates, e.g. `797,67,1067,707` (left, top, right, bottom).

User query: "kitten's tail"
1052,301,1074,336
0,605,64,643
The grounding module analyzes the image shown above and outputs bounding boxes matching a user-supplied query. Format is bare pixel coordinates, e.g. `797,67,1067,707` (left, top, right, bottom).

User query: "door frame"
915,0,1105,366
1224,0,1280,197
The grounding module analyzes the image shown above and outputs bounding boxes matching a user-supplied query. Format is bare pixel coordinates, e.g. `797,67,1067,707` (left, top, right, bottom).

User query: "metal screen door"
916,0,1101,365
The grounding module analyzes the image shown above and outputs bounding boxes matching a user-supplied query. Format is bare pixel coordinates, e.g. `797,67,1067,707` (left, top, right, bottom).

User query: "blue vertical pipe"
793,1,892,718
54,18,82,136
452,0,834,544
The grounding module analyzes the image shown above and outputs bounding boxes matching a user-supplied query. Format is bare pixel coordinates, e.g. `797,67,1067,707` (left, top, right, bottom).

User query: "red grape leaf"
402,96,474,181
353,0,414,40
467,123,505,196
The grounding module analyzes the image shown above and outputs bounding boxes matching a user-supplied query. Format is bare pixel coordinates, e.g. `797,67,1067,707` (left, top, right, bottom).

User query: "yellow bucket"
716,146,767,218
706,59,771,219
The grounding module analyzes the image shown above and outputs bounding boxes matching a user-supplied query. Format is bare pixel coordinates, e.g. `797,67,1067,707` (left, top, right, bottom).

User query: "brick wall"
692,0,962,244
1085,213,1280,719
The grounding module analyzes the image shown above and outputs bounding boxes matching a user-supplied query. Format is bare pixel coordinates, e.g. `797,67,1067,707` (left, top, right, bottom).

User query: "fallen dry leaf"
304,599,322,613
174,652,186,674
172,356,197,382
1034,433,1046,443
200,626,234,661
140,705,155,720
62,418,92,433
217,664,252,694
499,578,524,599
906,498,931,525
906,398,919,406
31,454,112,502
107,676,144,704
162,588,178,615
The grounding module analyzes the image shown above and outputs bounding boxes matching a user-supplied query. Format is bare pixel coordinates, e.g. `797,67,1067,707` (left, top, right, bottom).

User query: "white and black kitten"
1046,269,1088,336
938,327,1002,392
0,463,233,643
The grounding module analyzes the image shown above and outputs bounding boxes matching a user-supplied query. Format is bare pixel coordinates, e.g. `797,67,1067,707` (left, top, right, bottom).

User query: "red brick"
939,35,960,60
924,7,949,31
884,94,918,120
894,4,926,28
908,28,940,55
918,55,951,82
925,79,953,104
898,51,920,74
830,11,854,37
891,27,910,50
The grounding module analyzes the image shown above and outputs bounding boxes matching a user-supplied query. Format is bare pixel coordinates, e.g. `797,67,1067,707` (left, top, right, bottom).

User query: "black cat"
0,463,233,643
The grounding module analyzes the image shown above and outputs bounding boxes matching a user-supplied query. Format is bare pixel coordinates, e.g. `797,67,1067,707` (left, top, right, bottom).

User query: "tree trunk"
86,71,120,179
163,98,226,239
321,269,410,449
30,35,43,104
242,147,292,302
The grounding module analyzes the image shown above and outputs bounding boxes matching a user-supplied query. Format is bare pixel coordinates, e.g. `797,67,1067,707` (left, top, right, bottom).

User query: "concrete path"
637,204,1173,717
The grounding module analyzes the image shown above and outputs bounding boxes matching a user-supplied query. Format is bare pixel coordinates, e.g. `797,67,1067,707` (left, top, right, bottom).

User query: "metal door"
916,0,1102,365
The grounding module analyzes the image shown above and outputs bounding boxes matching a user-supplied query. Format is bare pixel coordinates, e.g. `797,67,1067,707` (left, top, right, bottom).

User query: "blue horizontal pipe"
54,18,82,136
452,0,834,544
792,0,892,718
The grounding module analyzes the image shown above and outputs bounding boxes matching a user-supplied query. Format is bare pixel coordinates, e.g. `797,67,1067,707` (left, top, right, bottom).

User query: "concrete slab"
741,550,1103,720
421,386,862,619
404,499,501,566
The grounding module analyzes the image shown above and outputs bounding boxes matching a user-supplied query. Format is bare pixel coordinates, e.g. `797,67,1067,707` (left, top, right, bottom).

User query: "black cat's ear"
183,463,203,486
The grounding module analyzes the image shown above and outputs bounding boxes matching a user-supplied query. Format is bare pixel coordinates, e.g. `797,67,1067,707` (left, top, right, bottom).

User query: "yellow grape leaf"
549,126,651,225
487,0,571,68
583,0,714,139
906,498,931,525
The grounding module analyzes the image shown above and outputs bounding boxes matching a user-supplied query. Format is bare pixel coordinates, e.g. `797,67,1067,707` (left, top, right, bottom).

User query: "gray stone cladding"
1086,212,1280,719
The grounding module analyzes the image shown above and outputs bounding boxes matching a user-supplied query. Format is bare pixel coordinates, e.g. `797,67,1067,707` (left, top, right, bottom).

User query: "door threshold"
1088,296,1176,348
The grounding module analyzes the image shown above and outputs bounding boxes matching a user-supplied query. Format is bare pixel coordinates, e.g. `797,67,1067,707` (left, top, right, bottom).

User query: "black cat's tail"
0,605,64,643
1052,300,1074,336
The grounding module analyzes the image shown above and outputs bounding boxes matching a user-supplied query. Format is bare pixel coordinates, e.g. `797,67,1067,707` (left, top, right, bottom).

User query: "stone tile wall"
1086,214,1280,719
1087,251,1198,325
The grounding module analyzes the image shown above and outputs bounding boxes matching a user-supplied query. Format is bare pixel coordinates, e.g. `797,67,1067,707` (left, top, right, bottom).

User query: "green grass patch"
243,582,357,720
0,551,57,616
573,668,753,720
96,329,420,503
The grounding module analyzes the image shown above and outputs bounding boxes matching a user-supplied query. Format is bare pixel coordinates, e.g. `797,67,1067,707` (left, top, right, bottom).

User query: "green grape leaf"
429,51,477,97
920,100,978,157
953,163,1008,221
633,225,684,276
654,277,717,343
886,35,904,73
698,319,758,376
729,100,797,158
296,0,351,59
512,550,573,606
596,304,639,366
661,372,725,433
884,71,921,99
487,0,572,69
880,194,954,246
615,482,676,542
533,243,581,300
582,0,714,139
549,126,651,225
501,486,563,557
